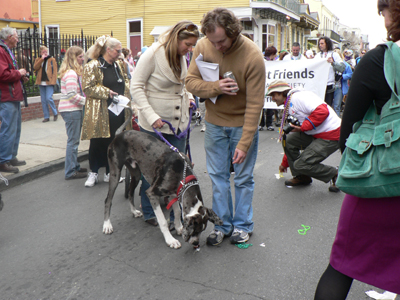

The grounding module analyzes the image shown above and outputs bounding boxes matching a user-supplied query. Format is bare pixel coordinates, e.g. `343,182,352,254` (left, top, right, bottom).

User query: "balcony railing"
253,0,301,14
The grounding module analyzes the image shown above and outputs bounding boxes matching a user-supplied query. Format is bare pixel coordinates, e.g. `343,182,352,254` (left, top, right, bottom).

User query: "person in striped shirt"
58,46,87,180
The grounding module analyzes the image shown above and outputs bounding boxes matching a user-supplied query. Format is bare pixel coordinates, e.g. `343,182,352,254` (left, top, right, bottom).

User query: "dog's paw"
166,237,181,249
103,219,114,234
131,209,143,218
176,226,183,236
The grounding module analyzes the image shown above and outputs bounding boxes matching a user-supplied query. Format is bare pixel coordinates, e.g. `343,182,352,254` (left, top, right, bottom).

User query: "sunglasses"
182,24,198,32
115,49,122,54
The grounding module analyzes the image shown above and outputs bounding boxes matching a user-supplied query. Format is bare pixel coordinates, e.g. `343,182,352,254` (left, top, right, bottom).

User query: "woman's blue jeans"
39,85,57,119
139,127,187,221
60,110,83,178
204,121,258,235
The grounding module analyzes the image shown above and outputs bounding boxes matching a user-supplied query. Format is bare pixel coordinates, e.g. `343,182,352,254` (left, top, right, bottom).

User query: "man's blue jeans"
39,85,57,119
61,110,83,178
0,101,21,163
333,85,342,117
139,127,187,221
204,121,258,235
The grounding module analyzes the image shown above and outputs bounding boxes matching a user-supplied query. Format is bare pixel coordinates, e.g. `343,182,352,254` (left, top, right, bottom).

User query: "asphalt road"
0,126,383,300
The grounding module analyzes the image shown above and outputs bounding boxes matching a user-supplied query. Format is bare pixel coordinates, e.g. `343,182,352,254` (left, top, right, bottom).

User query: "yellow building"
38,0,319,56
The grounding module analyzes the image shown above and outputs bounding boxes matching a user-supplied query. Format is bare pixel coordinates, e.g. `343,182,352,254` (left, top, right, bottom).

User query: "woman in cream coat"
130,20,199,227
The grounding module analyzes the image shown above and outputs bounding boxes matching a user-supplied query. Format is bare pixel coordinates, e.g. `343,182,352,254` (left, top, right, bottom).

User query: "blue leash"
152,104,197,162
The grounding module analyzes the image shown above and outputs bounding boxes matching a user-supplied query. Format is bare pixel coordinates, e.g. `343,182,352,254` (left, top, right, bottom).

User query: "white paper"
195,53,219,104
365,290,397,300
108,95,130,116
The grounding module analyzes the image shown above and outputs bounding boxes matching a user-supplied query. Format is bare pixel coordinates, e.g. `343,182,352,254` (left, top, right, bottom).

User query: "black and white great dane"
103,108,222,249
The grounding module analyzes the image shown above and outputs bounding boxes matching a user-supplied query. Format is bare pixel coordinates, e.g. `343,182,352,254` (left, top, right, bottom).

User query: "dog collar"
167,175,197,210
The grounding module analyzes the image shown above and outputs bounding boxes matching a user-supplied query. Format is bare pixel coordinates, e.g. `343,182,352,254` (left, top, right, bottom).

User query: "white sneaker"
85,172,98,187
104,173,124,183
104,173,110,182
200,124,206,132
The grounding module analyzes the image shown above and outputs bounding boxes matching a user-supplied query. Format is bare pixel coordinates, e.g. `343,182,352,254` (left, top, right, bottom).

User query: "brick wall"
21,94,61,122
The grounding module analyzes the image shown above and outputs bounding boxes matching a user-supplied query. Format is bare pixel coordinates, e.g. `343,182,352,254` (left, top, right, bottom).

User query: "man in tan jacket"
186,8,265,246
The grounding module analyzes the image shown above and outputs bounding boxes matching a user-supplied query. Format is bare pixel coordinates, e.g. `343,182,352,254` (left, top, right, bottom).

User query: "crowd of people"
1,1,399,298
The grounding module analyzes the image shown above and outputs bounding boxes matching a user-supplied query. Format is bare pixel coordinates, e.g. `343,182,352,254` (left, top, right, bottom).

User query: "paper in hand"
195,54,219,104
108,95,130,116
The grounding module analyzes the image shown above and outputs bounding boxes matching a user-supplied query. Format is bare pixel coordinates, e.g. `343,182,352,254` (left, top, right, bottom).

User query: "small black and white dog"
103,108,222,249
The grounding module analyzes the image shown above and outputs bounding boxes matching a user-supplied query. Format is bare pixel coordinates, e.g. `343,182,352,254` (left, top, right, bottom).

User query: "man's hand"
232,148,247,164
219,78,238,95
289,123,301,132
19,69,27,77
327,57,334,64
279,164,287,173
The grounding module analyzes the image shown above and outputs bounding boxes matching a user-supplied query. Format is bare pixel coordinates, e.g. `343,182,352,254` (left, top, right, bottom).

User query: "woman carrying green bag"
314,0,400,298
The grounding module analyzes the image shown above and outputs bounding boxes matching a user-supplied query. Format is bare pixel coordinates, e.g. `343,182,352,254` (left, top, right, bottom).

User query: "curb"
0,151,88,192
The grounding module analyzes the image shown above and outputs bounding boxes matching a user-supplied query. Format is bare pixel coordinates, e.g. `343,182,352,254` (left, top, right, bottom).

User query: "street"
0,126,381,300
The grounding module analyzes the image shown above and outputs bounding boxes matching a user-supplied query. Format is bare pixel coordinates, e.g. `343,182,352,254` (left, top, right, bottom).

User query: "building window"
241,21,252,31
262,24,275,50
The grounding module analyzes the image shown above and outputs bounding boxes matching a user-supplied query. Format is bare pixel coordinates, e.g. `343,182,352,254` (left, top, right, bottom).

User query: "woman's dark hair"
264,46,277,58
378,0,390,14
387,0,400,41
318,36,333,52
122,48,130,58
201,8,242,39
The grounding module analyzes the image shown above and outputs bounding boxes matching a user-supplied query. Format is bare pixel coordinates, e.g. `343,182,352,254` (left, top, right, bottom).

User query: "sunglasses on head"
182,24,198,32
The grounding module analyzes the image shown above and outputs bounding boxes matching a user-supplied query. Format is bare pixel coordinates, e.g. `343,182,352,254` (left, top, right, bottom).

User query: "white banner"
264,59,330,109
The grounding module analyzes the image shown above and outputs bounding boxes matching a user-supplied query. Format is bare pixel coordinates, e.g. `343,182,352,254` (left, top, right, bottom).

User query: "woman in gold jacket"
81,36,132,187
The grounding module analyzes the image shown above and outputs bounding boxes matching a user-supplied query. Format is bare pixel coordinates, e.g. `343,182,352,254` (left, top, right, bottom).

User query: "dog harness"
166,174,198,210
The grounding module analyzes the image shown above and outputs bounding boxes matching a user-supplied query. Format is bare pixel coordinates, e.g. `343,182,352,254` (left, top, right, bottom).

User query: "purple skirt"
330,194,400,293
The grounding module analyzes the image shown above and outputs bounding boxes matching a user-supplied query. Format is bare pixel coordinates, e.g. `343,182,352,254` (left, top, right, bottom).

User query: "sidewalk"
0,117,89,192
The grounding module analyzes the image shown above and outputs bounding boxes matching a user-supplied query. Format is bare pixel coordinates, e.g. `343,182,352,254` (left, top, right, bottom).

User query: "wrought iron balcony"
253,0,301,14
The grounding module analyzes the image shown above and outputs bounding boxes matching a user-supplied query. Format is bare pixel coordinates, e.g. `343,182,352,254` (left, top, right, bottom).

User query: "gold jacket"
81,59,132,140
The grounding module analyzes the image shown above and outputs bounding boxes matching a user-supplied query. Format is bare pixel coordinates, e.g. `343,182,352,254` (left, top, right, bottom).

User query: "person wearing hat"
267,80,341,192
343,49,356,70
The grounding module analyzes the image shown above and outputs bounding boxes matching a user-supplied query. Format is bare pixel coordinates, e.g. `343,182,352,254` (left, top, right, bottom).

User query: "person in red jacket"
0,27,28,173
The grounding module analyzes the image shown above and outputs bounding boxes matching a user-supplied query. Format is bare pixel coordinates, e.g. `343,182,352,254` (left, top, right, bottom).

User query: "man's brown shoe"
0,162,19,173
54,114,58,121
10,158,26,166
42,118,50,123
285,175,312,187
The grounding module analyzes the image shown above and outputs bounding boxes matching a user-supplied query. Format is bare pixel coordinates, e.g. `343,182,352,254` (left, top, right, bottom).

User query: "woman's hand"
152,118,165,129
189,99,196,109
109,90,118,99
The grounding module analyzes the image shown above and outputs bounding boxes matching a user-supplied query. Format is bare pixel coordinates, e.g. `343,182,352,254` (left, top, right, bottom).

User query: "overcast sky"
320,0,388,48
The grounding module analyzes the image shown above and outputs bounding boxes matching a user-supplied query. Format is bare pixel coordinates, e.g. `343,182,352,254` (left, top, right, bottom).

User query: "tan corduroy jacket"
81,59,132,140
33,56,58,85
186,34,266,152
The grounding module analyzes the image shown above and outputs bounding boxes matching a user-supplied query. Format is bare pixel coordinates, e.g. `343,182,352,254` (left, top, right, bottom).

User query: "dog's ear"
206,207,223,225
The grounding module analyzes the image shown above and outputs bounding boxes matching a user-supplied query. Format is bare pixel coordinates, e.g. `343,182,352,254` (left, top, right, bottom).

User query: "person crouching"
267,80,340,192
